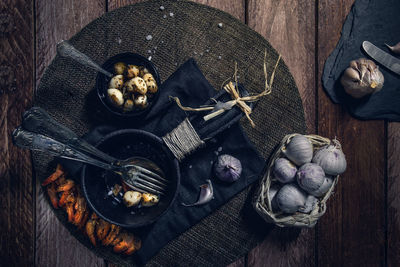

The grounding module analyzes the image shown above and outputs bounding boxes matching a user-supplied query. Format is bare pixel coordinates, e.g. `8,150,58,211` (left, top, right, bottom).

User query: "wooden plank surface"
388,122,400,267
35,1,106,266
246,0,316,266
317,1,386,266
0,0,34,266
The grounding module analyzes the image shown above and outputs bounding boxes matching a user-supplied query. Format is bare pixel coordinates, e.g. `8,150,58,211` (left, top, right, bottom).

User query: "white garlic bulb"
296,163,326,194
126,64,140,78
283,135,313,166
312,143,347,175
299,195,318,213
340,58,384,98
109,75,124,89
275,184,306,213
107,88,124,106
273,158,297,183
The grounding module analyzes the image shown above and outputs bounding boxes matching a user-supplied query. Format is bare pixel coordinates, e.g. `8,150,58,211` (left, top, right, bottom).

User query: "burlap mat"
33,1,306,266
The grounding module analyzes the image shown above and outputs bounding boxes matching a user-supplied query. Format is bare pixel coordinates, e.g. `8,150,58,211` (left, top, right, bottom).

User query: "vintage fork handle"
22,107,117,164
12,127,114,171
56,40,113,78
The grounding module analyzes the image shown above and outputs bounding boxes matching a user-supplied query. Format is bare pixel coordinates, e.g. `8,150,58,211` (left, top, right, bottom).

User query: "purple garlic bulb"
214,154,242,182
273,158,297,183
296,163,326,195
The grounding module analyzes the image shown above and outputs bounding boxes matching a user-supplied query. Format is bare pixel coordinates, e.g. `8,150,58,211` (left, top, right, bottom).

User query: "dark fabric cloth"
62,59,265,264
322,0,400,121
32,1,307,266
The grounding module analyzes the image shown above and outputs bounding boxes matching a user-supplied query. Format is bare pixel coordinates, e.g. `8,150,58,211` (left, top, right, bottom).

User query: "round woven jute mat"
33,1,306,266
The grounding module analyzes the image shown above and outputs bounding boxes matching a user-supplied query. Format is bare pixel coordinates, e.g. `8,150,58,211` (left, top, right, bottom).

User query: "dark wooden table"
1,0,398,266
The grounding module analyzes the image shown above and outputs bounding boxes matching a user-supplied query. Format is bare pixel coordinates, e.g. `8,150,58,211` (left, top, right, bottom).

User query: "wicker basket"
253,133,341,228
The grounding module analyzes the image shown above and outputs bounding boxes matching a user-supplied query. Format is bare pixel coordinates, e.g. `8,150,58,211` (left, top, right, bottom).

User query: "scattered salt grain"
160,5,165,11
154,46,157,50
217,147,222,152
218,23,223,28
214,151,219,156
200,52,204,56
194,51,197,55
146,35,153,41
174,62,178,66
169,12,174,17
210,161,214,165
117,38,122,44
189,165,192,169
218,55,222,60
161,40,164,44
206,49,210,53
148,56,152,61
163,14,167,19
147,49,152,54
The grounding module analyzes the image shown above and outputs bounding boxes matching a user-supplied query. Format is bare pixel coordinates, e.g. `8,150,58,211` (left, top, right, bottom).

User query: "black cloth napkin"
322,0,400,121
62,59,265,264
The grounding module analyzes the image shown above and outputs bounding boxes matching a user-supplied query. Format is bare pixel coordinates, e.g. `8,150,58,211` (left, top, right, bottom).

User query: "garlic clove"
275,184,306,214
109,75,124,89
107,88,124,106
312,143,347,175
268,184,280,212
340,58,384,98
273,158,297,183
283,135,313,166
123,99,134,112
126,65,140,78
134,94,148,109
296,163,326,194
298,195,318,213
131,77,147,95
114,62,127,75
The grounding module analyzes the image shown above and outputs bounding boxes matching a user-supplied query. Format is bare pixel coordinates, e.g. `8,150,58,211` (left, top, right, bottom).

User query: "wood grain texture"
317,0,386,266
388,122,400,267
247,0,316,132
35,1,106,266
247,0,316,266
0,0,34,266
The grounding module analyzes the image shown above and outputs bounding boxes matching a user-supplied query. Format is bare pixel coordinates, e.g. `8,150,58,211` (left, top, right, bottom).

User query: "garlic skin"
283,135,313,166
299,195,318,213
107,89,124,106
296,163,326,194
273,158,297,183
312,144,347,175
275,184,306,213
214,154,242,182
386,42,400,55
340,58,384,98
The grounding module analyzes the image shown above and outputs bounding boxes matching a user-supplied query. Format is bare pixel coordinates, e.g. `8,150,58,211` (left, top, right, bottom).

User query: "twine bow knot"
170,51,281,128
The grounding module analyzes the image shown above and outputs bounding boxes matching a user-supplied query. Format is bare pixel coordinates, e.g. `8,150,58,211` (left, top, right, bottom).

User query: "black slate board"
322,0,400,121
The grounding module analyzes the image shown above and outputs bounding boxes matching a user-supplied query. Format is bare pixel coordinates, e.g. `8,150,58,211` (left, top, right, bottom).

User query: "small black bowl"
96,53,161,119
81,129,180,228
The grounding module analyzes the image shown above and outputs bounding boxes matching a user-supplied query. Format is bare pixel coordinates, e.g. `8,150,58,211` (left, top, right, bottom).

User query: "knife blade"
362,41,400,76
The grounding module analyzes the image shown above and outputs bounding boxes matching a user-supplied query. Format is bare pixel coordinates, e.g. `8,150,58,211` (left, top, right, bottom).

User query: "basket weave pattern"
253,133,340,228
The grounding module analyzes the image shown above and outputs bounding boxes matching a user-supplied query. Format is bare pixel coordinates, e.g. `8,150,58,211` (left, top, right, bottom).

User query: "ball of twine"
253,133,340,228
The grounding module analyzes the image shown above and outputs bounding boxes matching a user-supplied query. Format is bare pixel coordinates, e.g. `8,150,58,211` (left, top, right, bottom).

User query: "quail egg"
114,62,126,75
134,95,148,109
109,75,124,89
126,65,140,79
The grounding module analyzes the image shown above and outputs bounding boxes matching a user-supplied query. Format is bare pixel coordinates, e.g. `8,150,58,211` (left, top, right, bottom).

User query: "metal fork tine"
129,183,164,196
133,165,169,183
137,172,168,187
135,178,166,193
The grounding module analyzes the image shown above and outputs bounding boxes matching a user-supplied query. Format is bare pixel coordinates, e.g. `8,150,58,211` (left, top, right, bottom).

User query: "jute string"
170,51,281,127
162,118,205,161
